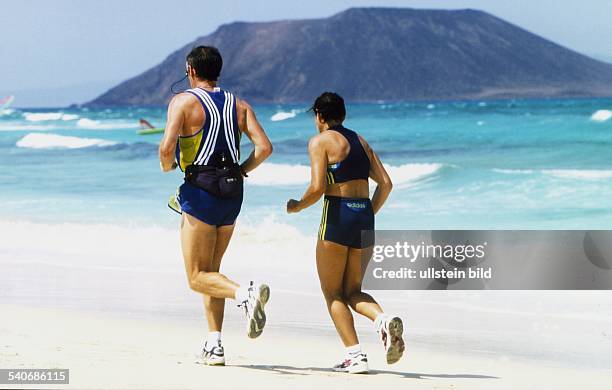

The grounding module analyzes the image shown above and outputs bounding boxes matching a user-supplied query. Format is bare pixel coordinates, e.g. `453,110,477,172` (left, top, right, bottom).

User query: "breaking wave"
247,162,445,187
16,133,117,149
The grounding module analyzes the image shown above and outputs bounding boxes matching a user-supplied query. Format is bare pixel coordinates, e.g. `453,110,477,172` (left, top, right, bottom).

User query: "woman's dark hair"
309,92,346,123
186,46,223,81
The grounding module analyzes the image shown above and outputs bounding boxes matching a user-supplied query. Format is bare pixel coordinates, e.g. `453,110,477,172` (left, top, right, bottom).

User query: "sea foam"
248,163,311,185
543,169,612,180
0,217,313,275
590,110,612,122
270,109,300,122
76,118,139,129
387,163,444,188
16,133,117,149
494,168,612,180
493,169,535,175
247,162,444,187
0,124,56,131
23,112,78,122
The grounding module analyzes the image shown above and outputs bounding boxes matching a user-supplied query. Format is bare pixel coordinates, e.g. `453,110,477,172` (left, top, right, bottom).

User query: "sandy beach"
2,304,611,390
1,220,612,389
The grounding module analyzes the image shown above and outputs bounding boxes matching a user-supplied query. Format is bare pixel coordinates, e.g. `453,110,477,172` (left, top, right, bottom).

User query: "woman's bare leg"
316,239,359,347
343,246,383,322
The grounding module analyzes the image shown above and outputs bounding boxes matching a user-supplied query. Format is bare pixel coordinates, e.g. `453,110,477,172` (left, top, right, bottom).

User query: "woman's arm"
287,135,327,213
363,137,393,214
237,99,273,174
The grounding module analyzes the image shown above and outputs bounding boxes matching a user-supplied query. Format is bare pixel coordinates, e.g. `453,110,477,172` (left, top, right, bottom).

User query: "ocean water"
1,99,612,233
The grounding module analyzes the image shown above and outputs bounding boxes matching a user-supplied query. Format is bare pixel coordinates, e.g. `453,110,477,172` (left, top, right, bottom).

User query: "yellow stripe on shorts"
318,199,329,240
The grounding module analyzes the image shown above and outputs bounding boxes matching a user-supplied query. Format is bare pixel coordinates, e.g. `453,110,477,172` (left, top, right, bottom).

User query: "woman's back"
324,125,371,199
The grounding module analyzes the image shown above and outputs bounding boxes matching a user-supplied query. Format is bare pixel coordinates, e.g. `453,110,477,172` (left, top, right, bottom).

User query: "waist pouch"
185,164,243,199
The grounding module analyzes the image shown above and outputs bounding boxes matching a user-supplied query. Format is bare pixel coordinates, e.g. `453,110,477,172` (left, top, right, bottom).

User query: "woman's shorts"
318,195,375,249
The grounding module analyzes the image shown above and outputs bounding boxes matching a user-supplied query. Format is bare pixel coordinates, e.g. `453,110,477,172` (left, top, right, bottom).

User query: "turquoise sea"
1,98,612,233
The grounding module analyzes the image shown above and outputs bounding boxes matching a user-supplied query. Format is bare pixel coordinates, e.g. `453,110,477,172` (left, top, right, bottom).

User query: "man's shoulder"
172,91,198,104
168,92,199,111
230,93,249,111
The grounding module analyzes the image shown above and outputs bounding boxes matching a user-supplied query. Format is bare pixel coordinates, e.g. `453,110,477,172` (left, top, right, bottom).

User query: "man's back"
176,88,248,138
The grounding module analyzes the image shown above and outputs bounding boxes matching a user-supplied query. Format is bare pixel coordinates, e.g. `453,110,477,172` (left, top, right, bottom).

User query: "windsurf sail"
0,95,15,110
139,118,155,129
137,118,164,134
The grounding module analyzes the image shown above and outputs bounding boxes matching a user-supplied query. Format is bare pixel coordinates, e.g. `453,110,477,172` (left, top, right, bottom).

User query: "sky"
1,0,611,107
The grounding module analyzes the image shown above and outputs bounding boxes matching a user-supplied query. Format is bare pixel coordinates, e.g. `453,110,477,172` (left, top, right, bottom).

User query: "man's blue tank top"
175,87,240,170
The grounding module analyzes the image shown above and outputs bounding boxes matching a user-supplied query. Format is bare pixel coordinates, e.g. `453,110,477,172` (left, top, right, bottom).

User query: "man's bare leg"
180,213,239,299
204,224,236,332
181,213,269,345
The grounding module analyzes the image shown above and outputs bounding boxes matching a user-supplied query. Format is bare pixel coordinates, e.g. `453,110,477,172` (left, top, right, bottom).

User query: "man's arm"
158,94,187,172
287,135,327,213
238,99,273,174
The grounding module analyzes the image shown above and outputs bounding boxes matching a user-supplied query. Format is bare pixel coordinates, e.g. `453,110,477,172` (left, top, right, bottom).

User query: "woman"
286,92,404,373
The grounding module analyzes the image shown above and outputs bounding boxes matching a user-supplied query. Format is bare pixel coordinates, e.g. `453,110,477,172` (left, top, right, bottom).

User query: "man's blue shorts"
171,181,243,226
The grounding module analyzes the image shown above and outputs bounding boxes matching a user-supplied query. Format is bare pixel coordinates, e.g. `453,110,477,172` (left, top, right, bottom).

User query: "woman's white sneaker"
332,353,369,374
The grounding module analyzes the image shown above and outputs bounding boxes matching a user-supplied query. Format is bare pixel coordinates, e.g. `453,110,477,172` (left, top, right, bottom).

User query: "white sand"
2,304,610,390
1,220,612,389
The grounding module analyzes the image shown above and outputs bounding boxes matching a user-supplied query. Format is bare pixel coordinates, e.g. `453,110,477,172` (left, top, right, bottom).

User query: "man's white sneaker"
238,281,270,339
196,341,225,366
332,353,369,374
378,316,405,364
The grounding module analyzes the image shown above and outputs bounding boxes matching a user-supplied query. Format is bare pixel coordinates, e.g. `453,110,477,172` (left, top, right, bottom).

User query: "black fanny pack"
185,164,243,199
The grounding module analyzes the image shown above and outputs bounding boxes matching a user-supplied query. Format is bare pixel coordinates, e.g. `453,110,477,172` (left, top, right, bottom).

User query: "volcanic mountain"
89,7,612,105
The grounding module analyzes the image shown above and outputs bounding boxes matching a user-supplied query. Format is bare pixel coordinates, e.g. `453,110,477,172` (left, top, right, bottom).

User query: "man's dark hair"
186,46,223,81
310,92,346,123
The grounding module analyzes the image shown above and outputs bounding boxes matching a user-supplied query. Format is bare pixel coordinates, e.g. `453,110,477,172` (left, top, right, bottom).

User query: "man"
159,46,273,366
